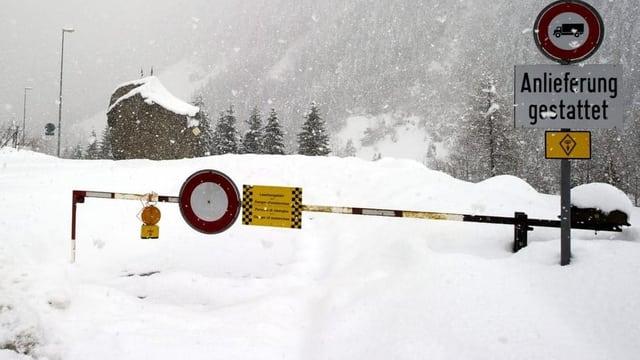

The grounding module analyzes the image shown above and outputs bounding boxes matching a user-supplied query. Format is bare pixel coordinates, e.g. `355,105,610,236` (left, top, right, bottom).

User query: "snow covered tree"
191,95,215,156
262,108,286,155
622,113,640,205
241,106,263,154
360,120,393,146
425,142,448,171
212,105,239,154
581,130,626,188
70,144,84,159
517,129,558,194
85,130,100,159
344,139,357,157
297,103,330,156
450,79,517,181
99,125,114,159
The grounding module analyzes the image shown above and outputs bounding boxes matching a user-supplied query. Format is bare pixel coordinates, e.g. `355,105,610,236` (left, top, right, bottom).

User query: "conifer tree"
297,103,330,156
212,105,239,154
86,130,100,159
343,139,357,157
191,95,215,156
622,114,640,205
99,125,114,159
262,108,286,155
450,79,517,181
241,106,263,154
71,144,84,159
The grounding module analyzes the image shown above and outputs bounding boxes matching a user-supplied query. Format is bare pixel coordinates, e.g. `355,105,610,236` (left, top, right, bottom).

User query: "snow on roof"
107,76,199,117
572,182,633,215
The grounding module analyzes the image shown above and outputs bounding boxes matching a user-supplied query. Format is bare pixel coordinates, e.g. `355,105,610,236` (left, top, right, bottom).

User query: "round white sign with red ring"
534,0,604,64
179,169,240,234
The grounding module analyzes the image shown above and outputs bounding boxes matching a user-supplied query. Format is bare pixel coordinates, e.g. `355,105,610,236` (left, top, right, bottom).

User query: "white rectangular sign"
514,64,623,129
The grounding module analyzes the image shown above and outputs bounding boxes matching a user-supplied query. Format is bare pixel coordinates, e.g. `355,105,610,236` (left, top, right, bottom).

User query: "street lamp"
21,86,33,146
57,27,75,157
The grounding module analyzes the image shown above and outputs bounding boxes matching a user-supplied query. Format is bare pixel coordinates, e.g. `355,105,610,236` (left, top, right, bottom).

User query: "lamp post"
57,27,75,157
21,86,33,146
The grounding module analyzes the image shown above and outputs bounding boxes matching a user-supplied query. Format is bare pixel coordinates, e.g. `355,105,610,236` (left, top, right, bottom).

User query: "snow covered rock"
108,76,198,117
106,76,205,160
572,183,633,215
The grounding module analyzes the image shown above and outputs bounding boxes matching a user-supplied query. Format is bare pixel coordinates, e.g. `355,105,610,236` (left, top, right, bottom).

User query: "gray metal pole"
57,29,65,157
560,140,571,266
21,87,32,146
22,89,26,146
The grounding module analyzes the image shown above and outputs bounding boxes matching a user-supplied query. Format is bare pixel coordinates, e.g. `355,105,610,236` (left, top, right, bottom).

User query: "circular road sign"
45,123,56,136
534,0,604,64
179,169,240,234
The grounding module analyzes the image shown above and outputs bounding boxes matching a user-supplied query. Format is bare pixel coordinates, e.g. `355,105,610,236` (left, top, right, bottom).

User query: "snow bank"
572,182,633,215
0,298,41,356
0,150,639,359
107,76,199,117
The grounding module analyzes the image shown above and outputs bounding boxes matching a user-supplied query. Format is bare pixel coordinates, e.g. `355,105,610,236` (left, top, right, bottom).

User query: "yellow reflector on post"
140,205,160,239
141,205,161,225
141,225,159,239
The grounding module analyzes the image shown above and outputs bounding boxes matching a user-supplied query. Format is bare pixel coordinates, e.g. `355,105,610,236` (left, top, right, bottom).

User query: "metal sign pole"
560,142,571,266
527,0,607,266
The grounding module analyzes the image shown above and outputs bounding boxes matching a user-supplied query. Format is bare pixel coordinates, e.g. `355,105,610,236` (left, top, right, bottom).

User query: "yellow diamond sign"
545,131,591,159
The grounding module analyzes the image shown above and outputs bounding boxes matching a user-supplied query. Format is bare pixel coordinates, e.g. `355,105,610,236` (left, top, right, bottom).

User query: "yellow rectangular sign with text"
545,131,591,160
242,185,302,229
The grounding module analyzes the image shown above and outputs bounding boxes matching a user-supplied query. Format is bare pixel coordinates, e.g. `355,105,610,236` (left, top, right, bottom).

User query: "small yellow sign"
141,224,159,239
545,131,591,159
242,185,302,229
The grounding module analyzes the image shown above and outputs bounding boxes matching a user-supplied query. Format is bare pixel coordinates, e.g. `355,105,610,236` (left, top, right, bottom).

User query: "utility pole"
21,86,33,147
57,27,75,157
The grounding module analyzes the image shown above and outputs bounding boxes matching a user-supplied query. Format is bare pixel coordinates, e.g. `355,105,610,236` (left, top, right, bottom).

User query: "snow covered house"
107,76,203,160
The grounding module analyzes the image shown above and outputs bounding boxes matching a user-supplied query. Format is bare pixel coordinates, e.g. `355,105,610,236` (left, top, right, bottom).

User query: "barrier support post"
513,212,532,253
71,191,86,263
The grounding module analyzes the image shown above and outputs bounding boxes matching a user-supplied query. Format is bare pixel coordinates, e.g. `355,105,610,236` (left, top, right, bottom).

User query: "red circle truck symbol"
534,0,604,64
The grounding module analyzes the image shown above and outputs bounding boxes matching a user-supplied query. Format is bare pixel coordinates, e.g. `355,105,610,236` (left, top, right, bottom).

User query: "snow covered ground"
1,149,639,360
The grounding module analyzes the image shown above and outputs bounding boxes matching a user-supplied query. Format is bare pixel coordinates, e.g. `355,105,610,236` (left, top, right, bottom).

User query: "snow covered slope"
1,149,639,359
333,113,451,163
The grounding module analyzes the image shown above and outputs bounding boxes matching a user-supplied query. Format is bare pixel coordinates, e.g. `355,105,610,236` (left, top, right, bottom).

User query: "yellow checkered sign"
545,131,591,160
242,185,302,229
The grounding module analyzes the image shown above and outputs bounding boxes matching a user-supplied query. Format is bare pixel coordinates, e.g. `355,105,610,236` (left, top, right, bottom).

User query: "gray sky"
1,0,218,146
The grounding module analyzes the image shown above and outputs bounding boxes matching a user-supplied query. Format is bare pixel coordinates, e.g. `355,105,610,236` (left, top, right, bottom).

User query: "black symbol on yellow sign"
545,131,591,160
561,134,577,156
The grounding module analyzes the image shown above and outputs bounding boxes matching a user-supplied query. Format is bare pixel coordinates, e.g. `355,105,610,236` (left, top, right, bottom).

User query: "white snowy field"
1,148,640,360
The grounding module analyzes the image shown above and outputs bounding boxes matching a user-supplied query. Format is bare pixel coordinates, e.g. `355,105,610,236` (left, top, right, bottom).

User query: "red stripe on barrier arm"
71,191,86,263
71,190,86,241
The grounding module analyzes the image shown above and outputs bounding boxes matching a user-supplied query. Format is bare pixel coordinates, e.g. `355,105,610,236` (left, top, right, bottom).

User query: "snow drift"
0,149,639,359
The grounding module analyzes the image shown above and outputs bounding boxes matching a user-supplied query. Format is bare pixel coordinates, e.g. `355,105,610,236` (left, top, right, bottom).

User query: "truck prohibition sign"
534,0,604,63
553,23,584,37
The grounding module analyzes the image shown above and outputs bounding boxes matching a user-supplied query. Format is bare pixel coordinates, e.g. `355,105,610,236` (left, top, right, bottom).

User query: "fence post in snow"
513,212,531,253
